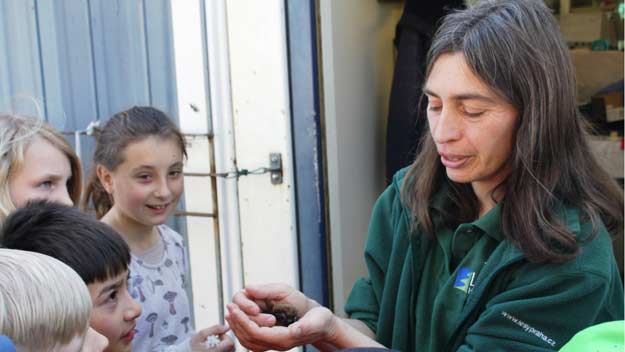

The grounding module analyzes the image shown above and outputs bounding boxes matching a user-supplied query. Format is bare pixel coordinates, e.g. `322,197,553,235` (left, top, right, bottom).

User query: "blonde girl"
0,114,82,222
83,106,233,352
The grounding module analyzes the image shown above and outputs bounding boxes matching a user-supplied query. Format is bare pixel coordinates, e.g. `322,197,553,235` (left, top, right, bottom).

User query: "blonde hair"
0,248,92,351
0,114,82,221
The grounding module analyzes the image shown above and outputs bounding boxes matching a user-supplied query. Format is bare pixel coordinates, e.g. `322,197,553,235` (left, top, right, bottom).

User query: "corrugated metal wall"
0,0,186,234
0,0,177,162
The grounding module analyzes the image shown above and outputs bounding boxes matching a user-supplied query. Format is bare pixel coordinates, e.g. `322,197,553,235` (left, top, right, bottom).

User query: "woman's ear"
96,164,114,194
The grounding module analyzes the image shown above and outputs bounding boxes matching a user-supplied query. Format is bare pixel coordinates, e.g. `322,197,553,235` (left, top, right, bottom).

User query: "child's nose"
125,294,142,321
153,178,172,198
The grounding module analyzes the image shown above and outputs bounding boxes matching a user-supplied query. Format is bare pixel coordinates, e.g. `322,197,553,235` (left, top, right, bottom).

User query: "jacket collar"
430,184,503,242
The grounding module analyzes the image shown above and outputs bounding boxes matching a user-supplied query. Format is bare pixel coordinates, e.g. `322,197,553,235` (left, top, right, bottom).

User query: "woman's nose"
431,108,462,144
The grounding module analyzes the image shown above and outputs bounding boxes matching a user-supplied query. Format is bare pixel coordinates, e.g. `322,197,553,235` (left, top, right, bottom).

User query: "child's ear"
96,164,114,194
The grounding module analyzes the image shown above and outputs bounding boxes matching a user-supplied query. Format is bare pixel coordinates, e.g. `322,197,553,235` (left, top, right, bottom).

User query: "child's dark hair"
0,200,131,284
81,106,187,218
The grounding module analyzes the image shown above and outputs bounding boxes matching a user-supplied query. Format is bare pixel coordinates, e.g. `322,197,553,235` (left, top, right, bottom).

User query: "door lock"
269,153,283,184
186,152,283,185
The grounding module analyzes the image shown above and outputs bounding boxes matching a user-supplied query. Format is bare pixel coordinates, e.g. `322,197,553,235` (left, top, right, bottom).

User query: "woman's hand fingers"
244,283,294,301
227,297,276,327
231,284,311,323
232,289,263,315
225,304,264,347
226,303,339,351
285,306,334,342
226,305,271,351
227,284,330,351
226,303,300,351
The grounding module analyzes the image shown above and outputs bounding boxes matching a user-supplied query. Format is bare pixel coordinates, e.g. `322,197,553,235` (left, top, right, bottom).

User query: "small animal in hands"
264,301,298,327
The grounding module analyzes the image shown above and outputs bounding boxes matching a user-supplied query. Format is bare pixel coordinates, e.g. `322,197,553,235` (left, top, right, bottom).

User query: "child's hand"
191,324,235,352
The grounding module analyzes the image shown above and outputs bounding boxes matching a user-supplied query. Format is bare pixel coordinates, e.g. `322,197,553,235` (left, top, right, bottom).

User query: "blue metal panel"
81,0,177,120
143,0,178,118
0,0,178,135
285,0,331,311
0,0,45,118
89,0,150,117
35,0,66,128
51,0,99,131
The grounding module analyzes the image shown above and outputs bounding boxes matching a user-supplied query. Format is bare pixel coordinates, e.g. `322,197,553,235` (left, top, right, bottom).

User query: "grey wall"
0,0,177,166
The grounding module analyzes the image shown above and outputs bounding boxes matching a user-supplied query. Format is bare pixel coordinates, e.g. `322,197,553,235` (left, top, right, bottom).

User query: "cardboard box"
570,49,624,104
558,10,623,47
597,91,624,122
606,106,624,122
602,90,623,109
559,12,605,44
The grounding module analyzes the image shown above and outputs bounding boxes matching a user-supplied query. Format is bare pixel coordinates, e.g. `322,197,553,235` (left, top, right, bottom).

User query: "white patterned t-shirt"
129,225,194,351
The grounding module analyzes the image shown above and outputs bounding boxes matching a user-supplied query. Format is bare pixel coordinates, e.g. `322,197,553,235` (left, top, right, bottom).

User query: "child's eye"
38,180,53,189
106,290,119,303
136,174,152,181
169,170,183,177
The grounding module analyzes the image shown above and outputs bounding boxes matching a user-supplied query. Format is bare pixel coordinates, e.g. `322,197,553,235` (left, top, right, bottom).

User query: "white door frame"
171,0,299,334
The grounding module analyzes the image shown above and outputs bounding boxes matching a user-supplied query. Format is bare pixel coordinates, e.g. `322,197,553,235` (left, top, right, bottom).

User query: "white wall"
225,0,299,289
170,0,222,328
319,0,403,314
173,0,403,326
171,1,299,335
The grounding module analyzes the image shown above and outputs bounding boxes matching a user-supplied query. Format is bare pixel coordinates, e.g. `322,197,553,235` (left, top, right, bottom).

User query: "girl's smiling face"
9,137,73,207
98,136,184,229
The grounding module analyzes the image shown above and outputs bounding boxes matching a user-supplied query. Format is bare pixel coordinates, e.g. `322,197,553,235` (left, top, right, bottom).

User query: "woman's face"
424,53,519,198
9,137,73,207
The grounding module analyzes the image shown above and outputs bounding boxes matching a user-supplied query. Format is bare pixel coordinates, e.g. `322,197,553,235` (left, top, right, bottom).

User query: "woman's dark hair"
81,106,187,218
402,0,624,263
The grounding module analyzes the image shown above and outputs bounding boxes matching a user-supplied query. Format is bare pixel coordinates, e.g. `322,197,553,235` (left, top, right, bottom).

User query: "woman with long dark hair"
226,1,624,351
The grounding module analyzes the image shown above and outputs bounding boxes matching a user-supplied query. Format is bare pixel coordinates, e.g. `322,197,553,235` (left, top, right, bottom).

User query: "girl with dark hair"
225,1,624,351
82,106,233,352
